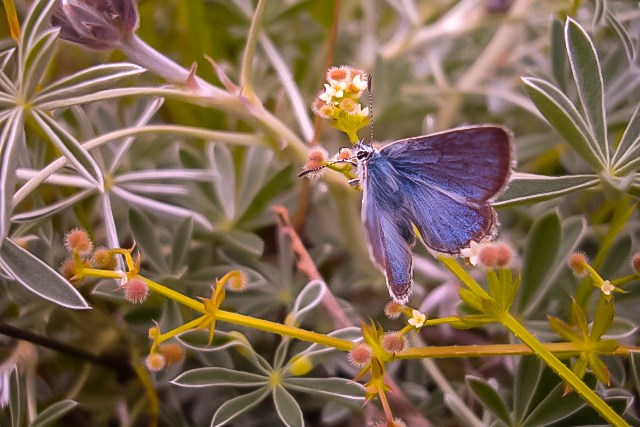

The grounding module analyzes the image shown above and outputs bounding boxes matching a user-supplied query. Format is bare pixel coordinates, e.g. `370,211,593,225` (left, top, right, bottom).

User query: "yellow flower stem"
584,263,605,285
155,316,207,347
612,273,637,288
140,276,206,314
440,255,628,427
423,316,462,326
80,268,122,279
501,313,628,427
438,255,490,299
399,325,414,336
396,342,631,359
214,309,354,351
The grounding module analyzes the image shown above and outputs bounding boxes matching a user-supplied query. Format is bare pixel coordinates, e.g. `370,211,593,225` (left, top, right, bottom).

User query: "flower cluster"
311,65,370,143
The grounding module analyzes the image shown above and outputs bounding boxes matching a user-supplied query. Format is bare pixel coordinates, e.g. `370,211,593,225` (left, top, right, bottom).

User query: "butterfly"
302,125,513,303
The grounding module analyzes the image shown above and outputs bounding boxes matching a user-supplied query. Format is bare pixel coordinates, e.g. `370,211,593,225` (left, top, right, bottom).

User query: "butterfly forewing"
380,126,512,203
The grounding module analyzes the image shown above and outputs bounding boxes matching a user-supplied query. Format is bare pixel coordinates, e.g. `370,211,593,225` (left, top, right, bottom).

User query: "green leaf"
630,352,640,396
612,105,640,175
606,10,636,63
31,110,104,188
515,211,561,314
571,299,589,338
521,378,589,426
0,237,90,309
565,18,609,163
523,216,586,317
128,209,169,273
33,63,146,105
283,377,365,401
548,315,578,342
170,216,194,272
290,280,326,323
467,376,511,425
19,0,57,54
0,110,24,244
590,296,614,341
550,19,568,91
494,173,599,207
171,367,267,388
21,29,59,98
458,287,483,312
208,143,236,219
220,230,264,256
236,146,274,218
9,368,23,427
30,400,78,427
522,76,605,171
210,387,270,427
588,354,611,385
273,385,304,427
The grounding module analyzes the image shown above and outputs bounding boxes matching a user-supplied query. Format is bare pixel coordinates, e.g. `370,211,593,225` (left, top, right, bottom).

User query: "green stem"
501,313,628,426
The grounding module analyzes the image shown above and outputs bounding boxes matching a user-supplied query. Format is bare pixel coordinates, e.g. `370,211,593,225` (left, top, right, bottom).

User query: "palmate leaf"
283,377,365,401
514,211,561,315
494,173,599,207
273,385,304,427
467,376,511,425
0,237,90,309
29,400,79,427
522,77,605,172
612,105,640,175
210,387,270,427
565,18,609,163
33,63,145,105
21,28,59,98
17,0,57,59
0,110,24,245
31,110,104,188
171,367,267,388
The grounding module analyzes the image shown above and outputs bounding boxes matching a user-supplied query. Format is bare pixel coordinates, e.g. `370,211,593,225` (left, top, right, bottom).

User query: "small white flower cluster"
312,66,370,119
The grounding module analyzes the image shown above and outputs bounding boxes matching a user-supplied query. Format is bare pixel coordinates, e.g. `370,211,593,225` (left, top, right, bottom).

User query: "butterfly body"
355,125,513,303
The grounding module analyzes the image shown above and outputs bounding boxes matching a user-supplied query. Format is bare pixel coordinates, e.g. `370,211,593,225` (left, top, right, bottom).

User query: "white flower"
461,241,481,266
408,309,426,328
345,103,369,117
600,280,615,296
352,73,368,91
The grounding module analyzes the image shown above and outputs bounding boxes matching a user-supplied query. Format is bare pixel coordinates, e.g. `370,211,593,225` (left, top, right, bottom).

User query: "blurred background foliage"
1,0,640,426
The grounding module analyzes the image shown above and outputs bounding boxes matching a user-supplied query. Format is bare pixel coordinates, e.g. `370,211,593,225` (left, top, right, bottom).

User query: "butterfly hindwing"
361,161,416,302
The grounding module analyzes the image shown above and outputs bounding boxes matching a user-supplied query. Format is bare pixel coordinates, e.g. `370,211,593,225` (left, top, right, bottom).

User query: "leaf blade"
565,17,608,163
0,237,90,309
522,76,605,171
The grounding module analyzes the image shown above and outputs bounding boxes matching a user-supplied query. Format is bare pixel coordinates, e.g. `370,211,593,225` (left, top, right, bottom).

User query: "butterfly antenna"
367,74,374,145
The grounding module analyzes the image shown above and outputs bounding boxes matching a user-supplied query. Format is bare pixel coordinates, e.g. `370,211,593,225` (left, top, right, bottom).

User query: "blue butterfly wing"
378,125,512,254
361,159,416,303
381,126,512,203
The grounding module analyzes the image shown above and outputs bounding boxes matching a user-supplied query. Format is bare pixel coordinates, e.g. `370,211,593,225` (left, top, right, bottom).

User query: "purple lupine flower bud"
51,0,139,50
